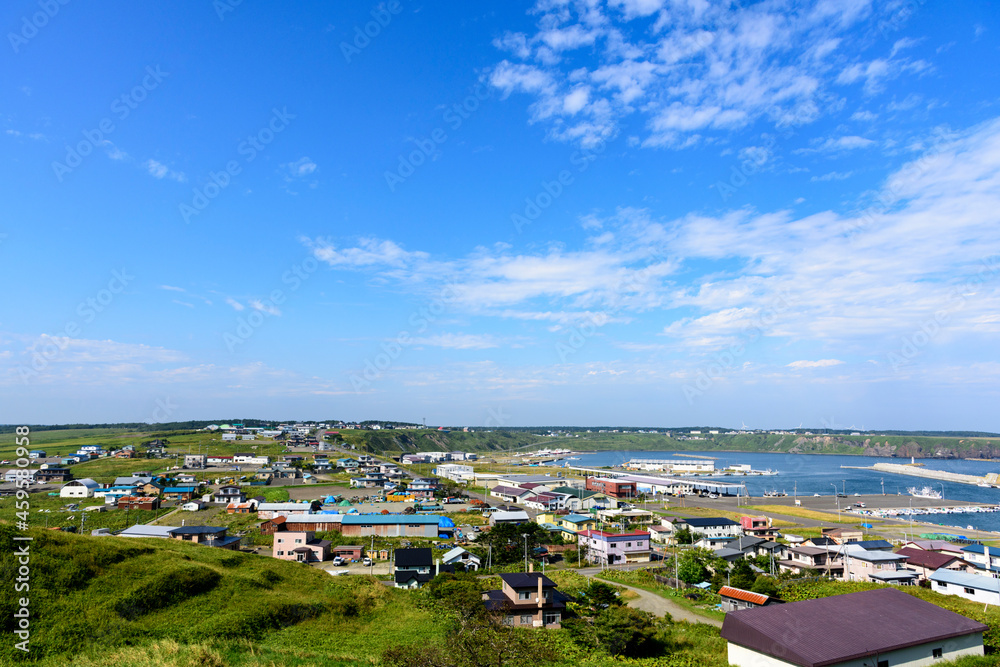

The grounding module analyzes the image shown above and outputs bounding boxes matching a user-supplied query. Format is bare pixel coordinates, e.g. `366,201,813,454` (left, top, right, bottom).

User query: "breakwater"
842,462,998,487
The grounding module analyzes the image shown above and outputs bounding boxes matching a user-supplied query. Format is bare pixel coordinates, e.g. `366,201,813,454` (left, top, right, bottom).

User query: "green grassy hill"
0,525,444,666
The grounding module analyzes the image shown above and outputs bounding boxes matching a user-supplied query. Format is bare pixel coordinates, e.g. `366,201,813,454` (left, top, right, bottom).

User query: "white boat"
908,486,942,499
978,482,992,488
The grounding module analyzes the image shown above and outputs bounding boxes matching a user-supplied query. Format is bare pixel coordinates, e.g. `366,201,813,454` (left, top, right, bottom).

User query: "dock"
841,462,998,487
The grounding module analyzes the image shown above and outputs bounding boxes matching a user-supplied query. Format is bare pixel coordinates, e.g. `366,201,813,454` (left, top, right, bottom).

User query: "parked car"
332,556,345,566
362,557,373,566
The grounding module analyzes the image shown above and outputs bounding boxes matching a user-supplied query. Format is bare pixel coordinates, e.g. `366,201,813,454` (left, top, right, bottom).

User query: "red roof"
896,547,965,570
719,586,770,606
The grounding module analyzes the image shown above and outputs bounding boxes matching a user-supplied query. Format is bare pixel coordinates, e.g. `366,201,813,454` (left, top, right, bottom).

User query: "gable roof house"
838,544,918,585
675,517,742,547
896,547,973,581
482,573,565,629
718,586,782,613
441,546,481,571
722,588,988,667
931,569,1000,605
393,547,453,588
274,531,331,562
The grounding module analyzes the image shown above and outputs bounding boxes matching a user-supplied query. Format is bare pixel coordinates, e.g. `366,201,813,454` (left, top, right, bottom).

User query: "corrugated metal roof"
721,588,988,667
930,568,1000,593
896,547,963,570
719,586,770,606
342,514,439,524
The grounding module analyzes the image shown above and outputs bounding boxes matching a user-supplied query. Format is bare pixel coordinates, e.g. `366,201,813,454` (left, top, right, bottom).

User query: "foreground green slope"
0,526,445,666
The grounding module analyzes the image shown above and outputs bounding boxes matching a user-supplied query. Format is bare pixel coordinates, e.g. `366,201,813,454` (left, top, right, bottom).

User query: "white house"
222,433,237,441
722,588,987,667
60,478,100,498
441,546,481,571
931,569,1000,605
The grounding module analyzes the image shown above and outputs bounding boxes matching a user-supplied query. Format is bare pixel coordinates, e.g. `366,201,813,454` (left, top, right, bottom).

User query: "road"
577,563,722,626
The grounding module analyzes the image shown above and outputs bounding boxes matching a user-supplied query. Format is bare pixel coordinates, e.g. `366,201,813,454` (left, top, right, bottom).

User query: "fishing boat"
978,482,992,488
908,486,942,499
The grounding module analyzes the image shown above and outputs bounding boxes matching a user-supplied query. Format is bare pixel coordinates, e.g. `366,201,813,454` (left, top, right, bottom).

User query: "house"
226,501,257,514
162,486,198,501
256,502,314,520
4,469,36,483
739,516,775,538
553,513,598,533
34,468,72,483
59,478,100,498
490,485,533,504
282,515,346,532
586,477,636,499
777,546,844,578
441,546,481,571
394,548,445,588
175,473,198,484
184,454,207,468
523,494,563,512
901,539,967,557
213,485,246,505
118,496,161,510
931,569,1000,605
332,545,364,561
114,449,136,459
577,530,651,565
595,508,656,526
718,586,782,613
340,514,441,538
959,544,1000,575
207,455,234,465
28,450,47,459
181,501,206,511
118,524,177,538
482,573,565,628
722,588,987,667
675,517,742,546
820,526,864,544
488,510,530,526
896,547,972,581
274,531,331,562
548,486,615,510
170,526,241,550
839,544,917,585
852,539,894,552
409,478,438,498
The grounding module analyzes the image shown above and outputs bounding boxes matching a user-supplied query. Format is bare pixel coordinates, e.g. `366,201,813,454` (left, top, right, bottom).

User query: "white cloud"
787,359,845,369
811,171,853,181
226,297,245,311
284,157,318,178
488,1,923,148
249,300,282,316
159,285,186,292
145,159,186,182
409,334,499,350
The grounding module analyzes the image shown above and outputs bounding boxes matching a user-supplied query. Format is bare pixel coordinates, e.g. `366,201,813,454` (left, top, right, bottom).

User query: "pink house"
273,531,331,562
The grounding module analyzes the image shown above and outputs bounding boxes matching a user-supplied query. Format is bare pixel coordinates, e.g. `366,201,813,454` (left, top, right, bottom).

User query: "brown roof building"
722,588,987,667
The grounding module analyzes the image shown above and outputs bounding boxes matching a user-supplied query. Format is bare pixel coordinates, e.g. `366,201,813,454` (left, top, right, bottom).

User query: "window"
295,539,303,544
520,614,533,625
503,615,513,626
626,542,632,547
518,591,530,600
965,587,976,595
544,612,560,625
277,550,284,556
937,581,947,589
933,648,943,659
877,661,888,667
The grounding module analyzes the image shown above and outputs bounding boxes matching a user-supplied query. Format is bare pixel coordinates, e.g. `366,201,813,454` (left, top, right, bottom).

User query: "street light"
831,483,840,520
521,533,529,572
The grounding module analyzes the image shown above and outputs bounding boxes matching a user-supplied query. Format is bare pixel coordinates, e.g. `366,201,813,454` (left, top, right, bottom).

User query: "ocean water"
563,450,1000,533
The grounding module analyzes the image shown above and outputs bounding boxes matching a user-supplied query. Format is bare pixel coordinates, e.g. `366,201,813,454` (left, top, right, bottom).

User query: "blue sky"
2,0,999,429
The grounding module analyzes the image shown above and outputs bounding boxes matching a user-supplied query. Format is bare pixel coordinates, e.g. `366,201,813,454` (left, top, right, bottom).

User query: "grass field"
742,504,876,524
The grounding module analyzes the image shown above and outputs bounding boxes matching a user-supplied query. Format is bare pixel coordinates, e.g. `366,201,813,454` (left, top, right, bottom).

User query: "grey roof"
257,502,314,511
726,536,766,551
839,545,908,563
681,517,738,527
500,572,556,589
490,510,530,522
170,526,227,535
854,539,893,550
114,476,155,486
395,548,433,568
721,588,987,667
62,478,100,489
442,547,479,563
931,568,1000,593
117,525,177,538
714,548,746,560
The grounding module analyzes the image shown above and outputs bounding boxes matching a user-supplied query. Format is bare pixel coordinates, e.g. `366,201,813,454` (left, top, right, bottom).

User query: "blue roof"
562,513,594,524
854,540,893,549
163,486,198,493
342,514,440,525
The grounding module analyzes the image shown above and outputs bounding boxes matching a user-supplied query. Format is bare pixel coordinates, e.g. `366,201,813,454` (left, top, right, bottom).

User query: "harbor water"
563,450,1000,533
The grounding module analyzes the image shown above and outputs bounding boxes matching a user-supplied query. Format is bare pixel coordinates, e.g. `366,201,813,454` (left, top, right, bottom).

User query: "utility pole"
522,533,529,572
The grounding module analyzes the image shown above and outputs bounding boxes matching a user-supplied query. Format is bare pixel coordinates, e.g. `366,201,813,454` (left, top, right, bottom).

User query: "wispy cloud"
145,159,186,182
787,359,845,369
